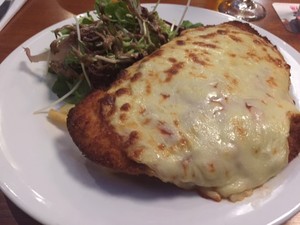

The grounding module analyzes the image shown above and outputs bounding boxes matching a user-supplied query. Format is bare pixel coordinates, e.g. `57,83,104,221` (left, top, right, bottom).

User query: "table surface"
1,0,300,224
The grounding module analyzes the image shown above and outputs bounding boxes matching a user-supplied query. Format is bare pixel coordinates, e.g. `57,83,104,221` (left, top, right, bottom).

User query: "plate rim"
0,4,300,225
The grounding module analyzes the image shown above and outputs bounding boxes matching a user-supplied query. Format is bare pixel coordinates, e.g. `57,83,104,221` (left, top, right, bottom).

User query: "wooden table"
0,0,300,224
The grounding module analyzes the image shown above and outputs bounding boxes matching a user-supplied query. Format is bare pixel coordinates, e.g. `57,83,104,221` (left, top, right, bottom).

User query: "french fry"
59,103,75,114
48,104,74,127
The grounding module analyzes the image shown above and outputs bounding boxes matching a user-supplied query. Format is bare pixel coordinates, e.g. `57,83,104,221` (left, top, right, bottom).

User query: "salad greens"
42,0,202,105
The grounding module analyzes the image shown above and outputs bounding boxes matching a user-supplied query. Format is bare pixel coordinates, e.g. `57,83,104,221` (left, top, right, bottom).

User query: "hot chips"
48,104,74,127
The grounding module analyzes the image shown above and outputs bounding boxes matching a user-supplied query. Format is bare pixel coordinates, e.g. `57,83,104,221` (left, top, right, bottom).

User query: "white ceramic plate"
0,4,300,225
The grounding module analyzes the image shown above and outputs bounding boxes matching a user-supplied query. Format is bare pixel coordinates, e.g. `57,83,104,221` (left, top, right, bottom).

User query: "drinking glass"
218,0,266,21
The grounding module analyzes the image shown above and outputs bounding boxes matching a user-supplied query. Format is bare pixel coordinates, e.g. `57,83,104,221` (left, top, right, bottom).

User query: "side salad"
26,0,202,121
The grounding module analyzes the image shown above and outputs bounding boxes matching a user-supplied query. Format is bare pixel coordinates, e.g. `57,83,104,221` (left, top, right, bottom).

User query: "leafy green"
51,76,91,104
180,20,203,29
80,16,94,25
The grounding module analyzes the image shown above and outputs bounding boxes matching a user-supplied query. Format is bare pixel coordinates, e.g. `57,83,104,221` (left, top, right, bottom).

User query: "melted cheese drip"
107,23,298,198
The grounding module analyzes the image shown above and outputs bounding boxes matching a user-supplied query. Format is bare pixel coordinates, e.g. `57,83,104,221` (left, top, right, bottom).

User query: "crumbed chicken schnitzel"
67,21,300,201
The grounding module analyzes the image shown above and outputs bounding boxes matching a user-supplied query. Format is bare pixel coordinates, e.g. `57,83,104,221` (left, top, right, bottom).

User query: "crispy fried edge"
67,90,150,175
288,113,300,162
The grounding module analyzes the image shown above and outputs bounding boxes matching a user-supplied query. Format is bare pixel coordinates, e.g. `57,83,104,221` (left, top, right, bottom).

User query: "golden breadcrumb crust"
67,21,300,201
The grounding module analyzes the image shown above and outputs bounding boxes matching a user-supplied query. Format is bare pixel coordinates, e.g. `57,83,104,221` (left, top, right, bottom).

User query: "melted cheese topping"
106,23,298,199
